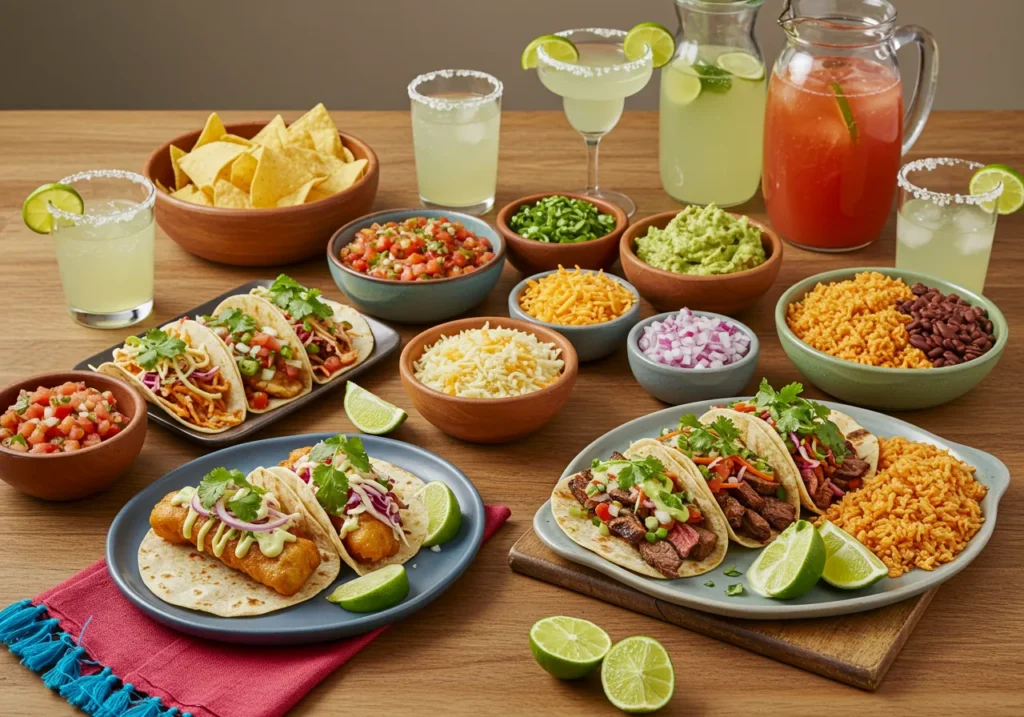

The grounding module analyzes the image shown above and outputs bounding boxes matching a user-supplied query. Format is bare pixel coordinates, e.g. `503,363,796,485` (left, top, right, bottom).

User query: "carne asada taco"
197,295,313,413
94,319,246,433
272,435,428,576
711,379,879,515
654,415,800,548
251,275,373,385
551,441,728,579
139,466,341,617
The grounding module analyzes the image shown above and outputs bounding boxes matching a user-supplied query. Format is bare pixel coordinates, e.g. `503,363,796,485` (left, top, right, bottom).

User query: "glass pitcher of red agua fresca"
763,0,938,251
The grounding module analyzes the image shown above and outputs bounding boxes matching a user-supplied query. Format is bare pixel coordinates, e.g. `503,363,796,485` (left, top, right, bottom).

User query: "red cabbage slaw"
638,309,751,369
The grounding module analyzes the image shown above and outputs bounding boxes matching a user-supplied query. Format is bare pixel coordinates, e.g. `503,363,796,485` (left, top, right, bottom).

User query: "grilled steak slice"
801,468,819,498
760,496,796,531
813,480,834,511
743,474,779,495
830,474,851,491
639,540,682,578
689,525,719,562
742,509,772,543
733,481,766,511
568,470,597,509
610,451,628,461
665,523,699,559
608,488,636,507
608,512,646,545
714,492,745,531
833,456,870,480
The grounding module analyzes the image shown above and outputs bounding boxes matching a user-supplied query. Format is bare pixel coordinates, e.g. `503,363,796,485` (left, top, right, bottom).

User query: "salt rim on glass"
897,157,1003,208
536,28,653,77
407,69,503,112
47,169,156,227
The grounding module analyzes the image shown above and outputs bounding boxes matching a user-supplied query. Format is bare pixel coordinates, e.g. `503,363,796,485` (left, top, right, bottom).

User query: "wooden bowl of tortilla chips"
144,105,379,267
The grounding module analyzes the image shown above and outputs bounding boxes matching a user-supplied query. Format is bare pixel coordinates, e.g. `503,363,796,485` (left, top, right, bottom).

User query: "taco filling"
198,308,307,410
659,415,797,544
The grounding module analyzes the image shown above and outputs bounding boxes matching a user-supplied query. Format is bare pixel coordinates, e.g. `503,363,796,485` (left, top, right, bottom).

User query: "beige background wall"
1,0,1018,111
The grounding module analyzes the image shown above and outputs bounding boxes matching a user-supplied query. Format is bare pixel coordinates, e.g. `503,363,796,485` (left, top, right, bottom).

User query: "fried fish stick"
149,492,321,596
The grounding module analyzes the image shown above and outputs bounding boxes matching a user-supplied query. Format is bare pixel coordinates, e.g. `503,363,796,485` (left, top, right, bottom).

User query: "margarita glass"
537,28,653,217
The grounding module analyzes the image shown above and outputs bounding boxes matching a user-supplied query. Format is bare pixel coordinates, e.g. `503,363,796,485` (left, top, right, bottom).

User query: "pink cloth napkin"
33,504,510,717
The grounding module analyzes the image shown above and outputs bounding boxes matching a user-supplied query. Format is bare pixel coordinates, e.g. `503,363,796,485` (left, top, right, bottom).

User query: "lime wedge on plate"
970,164,1024,215
530,616,611,680
601,636,675,713
22,183,84,234
326,564,409,612
623,23,676,69
818,520,889,590
716,51,764,80
747,520,826,599
663,59,703,105
415,480,462,547
344,382,407,435
522,35,579,70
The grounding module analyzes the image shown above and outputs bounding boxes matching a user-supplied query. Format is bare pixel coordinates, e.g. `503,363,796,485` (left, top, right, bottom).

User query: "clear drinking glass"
408,69,503,215
48,169,156,328
537,28,654,217
896,158,1002,294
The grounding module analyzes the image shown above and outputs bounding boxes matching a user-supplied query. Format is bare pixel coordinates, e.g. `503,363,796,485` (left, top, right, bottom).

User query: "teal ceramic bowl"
776,267,1008,410
508,270,641,362
326,209,506,324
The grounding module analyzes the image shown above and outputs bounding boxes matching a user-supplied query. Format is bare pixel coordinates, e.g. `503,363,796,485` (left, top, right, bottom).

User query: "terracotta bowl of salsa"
0,371,147,501
326,209,506,324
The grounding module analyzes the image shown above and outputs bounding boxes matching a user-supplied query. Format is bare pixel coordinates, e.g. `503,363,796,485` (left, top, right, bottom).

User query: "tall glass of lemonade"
659,0,766,207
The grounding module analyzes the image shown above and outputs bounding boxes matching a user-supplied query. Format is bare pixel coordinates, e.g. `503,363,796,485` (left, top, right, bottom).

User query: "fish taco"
551,441,728,579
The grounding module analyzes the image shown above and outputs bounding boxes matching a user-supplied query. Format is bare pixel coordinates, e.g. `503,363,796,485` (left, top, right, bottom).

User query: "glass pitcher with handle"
763,0,938,252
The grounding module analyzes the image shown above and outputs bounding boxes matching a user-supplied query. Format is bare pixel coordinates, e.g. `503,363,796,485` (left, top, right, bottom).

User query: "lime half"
601,636,675,713
747,520,826,599
327,564,409,612
819,520,889,590
623,22,676,69
530,616,611,680
522,35,579,70
415,480,462,547
970,164,1024,215
716,51,764,80
22,183,84,234
664,60,702,105
344,382,407,435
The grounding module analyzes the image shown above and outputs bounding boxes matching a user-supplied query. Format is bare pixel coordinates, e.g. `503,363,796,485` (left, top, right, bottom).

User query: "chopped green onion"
655,527,668,539
645,532,657,543
306,343,319,355
644,516,660,531
238,358,260,377
591,516,601,527
725,583,744,596
280,345,293,359
776,485,787,501
598,522,610,537
704,580,715,588
125,336,142,347
508,194,616,244
240,331,253,345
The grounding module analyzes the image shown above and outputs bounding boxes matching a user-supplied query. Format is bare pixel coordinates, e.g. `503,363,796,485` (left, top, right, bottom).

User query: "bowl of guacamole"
635,204,767,276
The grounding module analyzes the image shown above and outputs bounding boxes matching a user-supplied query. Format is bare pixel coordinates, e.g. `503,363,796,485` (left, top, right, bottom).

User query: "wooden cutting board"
509,527,935,691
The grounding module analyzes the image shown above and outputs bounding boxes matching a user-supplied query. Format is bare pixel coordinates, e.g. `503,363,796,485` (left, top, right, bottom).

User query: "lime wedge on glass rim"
414,480,462,547
970,164,1024,215
601,635,675,713
716,51,764,80
530,616,611,680
22,183,84,234
818,520,889,590
344,381,407,435
326,564,409,612
521,35,579,70
747,520,826,599
623,22,676,69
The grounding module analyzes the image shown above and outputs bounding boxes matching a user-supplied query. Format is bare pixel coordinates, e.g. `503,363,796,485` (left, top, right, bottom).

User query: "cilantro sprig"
264,274,333,322
593,455,666,492
197,467,266,522
306,434,372,516
748,379,849,460
312,463,350,516
674,414,742,457
135,329,187,370
203,308,256,337
308,434,371,472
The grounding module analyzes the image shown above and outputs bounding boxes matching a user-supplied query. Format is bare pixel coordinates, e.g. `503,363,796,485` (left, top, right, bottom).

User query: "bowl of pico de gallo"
327,209,506,324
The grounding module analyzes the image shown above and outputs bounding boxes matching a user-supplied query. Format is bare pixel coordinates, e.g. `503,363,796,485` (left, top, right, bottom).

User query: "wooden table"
1,111,1021,715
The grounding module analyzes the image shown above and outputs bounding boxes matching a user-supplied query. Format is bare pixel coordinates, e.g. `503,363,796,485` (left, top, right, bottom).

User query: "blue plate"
107,434,485,645
534,398,1008,619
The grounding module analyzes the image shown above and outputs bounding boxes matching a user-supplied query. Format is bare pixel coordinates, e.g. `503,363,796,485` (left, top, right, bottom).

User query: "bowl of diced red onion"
626,308,759,404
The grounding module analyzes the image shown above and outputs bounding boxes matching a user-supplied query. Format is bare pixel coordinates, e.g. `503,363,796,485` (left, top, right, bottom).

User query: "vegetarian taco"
139,466,341,617
551,441,728,579
197,295,313,413
251,275,373,385
94,319,246,433
710,379,879,515
273,435,428,576
654,415,800,548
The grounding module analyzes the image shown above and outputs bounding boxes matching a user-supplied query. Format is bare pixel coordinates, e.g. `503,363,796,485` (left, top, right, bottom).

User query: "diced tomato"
323,355,343,374
463,266,476,274
69,397,81,411
713,459,731,481
44,423,64,440
63,440,81,452
257,347,271,359
477,251,495,266
79,417,96,434
30,388,51,406
84,398,97,411
24,404,45,420
101,390,114,403
251,392,269,410
97,419,112,437
425,258,440,275
83,433,102,448
250,332,271,347
375,236,393,251
706,478,724,494
462,236,476,249
595,503,611,522
435,230,452,243
68,425,85,441
58,415,76,434
400,267,414,281
0,412,17,431
106,424,121,439
454,227,468,241
18,421,36,438
94,403,110,421
687,507,703,523
411,263,427,278
54,404,73,420
352,259,368,272
27,428,47,446
407,252,425,265
59,382,80,396
30,443,57,454
284,364,300,379
848,478,862,490
449,266,463,277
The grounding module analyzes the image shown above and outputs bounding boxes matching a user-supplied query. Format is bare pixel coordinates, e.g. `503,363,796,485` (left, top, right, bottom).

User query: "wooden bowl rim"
0,370,147,459
508,269,641,333
399,316,579,406
620,209,782,283
496,192,629,251
142,121,379,216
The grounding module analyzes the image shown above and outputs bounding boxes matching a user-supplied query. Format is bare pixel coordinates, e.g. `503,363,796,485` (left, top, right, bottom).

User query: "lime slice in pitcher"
970,164,1024,215
22,183,84,234
716,51,764,80
829,82,859,144
623,23,676,68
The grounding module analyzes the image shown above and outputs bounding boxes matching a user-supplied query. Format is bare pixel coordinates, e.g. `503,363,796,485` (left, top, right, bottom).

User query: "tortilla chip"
249,144,322,208
251,115,287,147
288,104,341,158
154,178,170,193
316,159,367,195
220,134,253,148
341,146,355,163
194,112,226,150
169,145,189,190
170,184,212,206
286,129,317,151
213,178,252,209
177,141,247,190
230,147,262,194
276,177,325,207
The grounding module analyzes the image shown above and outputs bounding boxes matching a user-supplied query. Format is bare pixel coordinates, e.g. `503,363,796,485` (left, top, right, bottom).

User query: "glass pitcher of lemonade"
763,0,938,252
659,0,766,207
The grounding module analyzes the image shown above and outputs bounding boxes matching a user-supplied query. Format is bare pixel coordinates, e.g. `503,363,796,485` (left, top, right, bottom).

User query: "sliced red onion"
214,498,293,532
707,457,722,470
828,482,846,497
643,499,656,510
637,308,751,370
789,432,801,449
191,492,211,517
726,476,739,484
191,366,220,381
590,493,611,503
608,503,621,518
737,465,747,482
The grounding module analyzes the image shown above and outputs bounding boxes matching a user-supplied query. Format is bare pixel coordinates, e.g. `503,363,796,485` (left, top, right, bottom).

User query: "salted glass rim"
898,157,1003,208
536,28,653,76
48,169,156,226
407,69,503,111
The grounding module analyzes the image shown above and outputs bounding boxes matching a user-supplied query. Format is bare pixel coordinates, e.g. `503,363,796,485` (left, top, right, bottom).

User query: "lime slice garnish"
970,164,1024,215
530,616,611,680
664,60,702,105
522,35,579,70
829,82,859,144
344,382,407,435
623,22,676,69
818,520,889,590
716,51,764,80
747,520,826,599
601,636,675,713
326,564,410,612
414,480,463,547
22,183,84,234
